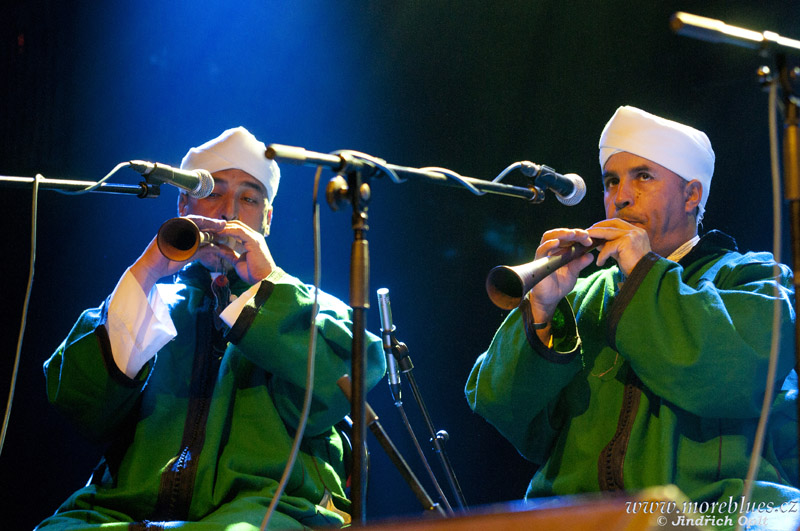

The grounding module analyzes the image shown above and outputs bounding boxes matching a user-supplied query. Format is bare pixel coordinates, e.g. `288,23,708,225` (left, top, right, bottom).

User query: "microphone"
377,288,402,405
520,162,586,206
129,160,214,199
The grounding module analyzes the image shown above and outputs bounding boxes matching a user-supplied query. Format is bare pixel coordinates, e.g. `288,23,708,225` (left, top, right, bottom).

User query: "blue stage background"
1,1,798,528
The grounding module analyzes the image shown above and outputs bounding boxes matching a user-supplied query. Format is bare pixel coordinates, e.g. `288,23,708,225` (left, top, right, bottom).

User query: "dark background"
1,1,798,529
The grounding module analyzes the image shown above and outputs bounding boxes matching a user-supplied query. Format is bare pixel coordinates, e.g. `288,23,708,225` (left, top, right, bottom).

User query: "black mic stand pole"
337,375,446,518
389,338,468,511
776,54,800,459
324,158,372,525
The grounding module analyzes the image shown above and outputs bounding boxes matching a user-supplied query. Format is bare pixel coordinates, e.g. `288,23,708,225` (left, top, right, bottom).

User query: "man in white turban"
468,106,799,528
36,127,385,530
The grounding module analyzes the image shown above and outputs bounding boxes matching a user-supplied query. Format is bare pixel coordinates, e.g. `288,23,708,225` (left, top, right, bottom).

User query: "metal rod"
337,376,445,518
266,144,541,201
0,175,158,197
671,12,800,54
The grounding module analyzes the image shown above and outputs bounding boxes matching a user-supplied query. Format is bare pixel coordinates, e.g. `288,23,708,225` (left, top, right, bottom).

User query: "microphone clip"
387,335,413,373
517,160,586,206
518,161,554,179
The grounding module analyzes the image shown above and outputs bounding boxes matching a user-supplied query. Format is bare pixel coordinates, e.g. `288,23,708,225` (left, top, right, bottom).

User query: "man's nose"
614,180,634,210
219,197,238,221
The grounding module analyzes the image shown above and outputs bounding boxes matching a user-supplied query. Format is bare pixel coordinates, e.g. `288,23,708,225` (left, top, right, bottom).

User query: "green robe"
467,231,799,526
37,264,386,530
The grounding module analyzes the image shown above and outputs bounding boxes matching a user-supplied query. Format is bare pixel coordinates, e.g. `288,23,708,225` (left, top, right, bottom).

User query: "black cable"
260,166,324,530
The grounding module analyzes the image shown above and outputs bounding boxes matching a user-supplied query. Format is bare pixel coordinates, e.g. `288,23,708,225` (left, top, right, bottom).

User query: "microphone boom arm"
266,144,544,202
0,174,160,197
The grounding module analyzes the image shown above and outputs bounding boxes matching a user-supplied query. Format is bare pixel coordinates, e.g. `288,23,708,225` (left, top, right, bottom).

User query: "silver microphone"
377,288,402,404
520,161,586,206
129,160,214,198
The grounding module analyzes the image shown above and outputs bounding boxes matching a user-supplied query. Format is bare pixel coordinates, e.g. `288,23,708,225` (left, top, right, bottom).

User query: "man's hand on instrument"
130,215,276,294
528,228,595,324
195,218,276,285
129,228,206,295
586,219,651,276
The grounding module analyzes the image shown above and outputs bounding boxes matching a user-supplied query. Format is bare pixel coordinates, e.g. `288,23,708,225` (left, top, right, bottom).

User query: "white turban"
598,106,715,216
181,126,280,204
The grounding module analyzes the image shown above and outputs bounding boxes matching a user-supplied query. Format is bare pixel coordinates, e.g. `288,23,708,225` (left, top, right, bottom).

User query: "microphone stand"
671,10,800,491
388,336,468,511
0,175,161,197
266,144,541,522
266,144,545,201
337,376,446,518
323,157,372,525
777,54,800,461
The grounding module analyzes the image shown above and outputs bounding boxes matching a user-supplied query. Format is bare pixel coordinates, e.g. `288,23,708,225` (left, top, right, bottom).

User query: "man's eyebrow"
601,170,618,180
211,176,229,188
211,176,266,197
241,181,267,196
627,164,654,175
602,165,655,180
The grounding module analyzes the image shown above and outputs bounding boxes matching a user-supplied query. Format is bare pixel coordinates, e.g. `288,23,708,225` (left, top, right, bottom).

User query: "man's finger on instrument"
194,242,238,263
184,215,226,232
538,237,581,258
594,239,618,267
586,225,628,243
588,218,636,230
570,253,595,272
215,221,261,241
540,228,591,244
535,238,562,260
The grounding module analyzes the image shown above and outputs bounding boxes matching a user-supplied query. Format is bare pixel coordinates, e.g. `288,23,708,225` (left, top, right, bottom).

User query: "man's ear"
263,205,274,236
684,180,702,213
177,192,189,216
